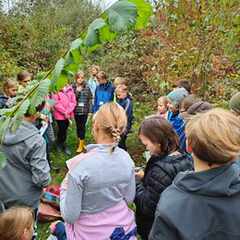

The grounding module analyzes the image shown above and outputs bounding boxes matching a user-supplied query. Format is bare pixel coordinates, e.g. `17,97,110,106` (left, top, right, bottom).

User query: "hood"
175,161,240,197
3,120,40,145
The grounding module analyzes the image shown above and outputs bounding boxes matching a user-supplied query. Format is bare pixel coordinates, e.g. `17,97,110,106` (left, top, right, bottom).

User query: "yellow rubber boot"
76,139,86,153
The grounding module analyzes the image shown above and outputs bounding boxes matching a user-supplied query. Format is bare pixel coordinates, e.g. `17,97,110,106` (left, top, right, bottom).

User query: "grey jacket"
0,120,51,209
60,144,136,224
150,161,240,240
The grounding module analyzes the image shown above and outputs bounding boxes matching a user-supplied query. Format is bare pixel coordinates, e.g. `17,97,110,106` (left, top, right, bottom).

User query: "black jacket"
150,161,240,240
134,152,193,239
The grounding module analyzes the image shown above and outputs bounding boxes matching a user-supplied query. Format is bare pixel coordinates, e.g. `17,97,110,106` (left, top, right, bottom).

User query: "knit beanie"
229,92,240,114
167,87,189,107
187,101,213,115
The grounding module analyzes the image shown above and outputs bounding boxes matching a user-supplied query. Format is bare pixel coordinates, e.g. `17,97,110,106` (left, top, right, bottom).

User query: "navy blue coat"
150,161,240,240
93,82,114,113
117,95,133,134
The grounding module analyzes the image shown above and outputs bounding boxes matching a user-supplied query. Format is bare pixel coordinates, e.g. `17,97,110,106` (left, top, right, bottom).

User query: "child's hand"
135,169,144,180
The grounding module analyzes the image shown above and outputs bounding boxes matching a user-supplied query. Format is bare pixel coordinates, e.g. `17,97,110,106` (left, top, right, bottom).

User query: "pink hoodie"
52,86,77,120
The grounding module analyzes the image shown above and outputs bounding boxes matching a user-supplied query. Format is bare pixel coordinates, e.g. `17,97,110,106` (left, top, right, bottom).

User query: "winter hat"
187,101,213,115
167,87,189,107
229,92,240,114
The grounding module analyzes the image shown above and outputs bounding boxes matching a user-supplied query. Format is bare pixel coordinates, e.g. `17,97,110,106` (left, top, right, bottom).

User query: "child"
0,102,51,210
113,77,127,101
93,71,114,113
52,85,76,155
229,91,240,116
60,103,137,240
87,65,100,98
150,109,240,240
72,71,92,153
167,87,188,152
116,84,133,150
177,80,191,94
135,116,193,240
0,207,34,240
157,96,168,118
17,70,32,92
0,79,18,108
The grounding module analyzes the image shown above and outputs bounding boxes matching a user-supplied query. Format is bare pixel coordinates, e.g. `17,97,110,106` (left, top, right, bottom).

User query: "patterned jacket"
72,82,92,115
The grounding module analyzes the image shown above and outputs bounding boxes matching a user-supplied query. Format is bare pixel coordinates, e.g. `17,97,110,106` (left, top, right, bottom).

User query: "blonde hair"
3,79,18,94
90,65,100,72
116,84,128,93
114,77,128,87
157,96,168,106
0,207,34,240
75,70,85,79
186,108,240,164
93,102,127,152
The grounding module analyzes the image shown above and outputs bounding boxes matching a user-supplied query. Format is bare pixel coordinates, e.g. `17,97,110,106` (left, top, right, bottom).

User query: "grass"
38,101,153,239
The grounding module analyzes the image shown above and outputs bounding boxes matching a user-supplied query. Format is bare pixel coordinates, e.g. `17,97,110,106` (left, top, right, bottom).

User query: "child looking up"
72,71,92,153
17,71,32,92
52,85,76,156
135,116,193,240
60,102,136,240
0,207,34,240
0,79,18,108
116,84,133,150
93,71,114,113
157,96,168,118
150,109,240,240
167,87,188,152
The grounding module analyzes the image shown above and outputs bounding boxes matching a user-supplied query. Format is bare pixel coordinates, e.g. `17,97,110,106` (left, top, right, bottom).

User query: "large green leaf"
70,38,83,50
84,18,106,47
52,58,65,82
106,0,137,32
128,0,153,30
30,79,51,107
55,73,69,92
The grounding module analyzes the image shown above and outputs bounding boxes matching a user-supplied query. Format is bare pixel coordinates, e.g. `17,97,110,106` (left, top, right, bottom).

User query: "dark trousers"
56,120,69,144
74,114,88,140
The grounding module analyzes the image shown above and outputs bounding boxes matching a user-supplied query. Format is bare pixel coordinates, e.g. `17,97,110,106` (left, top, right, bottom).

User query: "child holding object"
72,71,92,153
135,116,193,240
150,109,240,240
0,207,34,240
60,103,137,240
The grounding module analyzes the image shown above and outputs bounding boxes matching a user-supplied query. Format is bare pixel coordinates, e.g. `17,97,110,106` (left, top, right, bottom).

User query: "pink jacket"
52,86,77,120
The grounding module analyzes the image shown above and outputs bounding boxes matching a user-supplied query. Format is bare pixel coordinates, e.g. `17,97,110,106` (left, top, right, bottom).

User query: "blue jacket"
117,96,133,134
167,111,186,152
93,82,114,113
150,161,240,240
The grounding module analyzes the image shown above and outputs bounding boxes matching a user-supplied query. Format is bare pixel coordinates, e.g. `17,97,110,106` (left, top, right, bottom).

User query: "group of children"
0,69,240,240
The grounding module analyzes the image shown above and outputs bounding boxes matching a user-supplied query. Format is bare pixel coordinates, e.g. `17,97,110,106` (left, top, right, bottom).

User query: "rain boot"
76,139,86,153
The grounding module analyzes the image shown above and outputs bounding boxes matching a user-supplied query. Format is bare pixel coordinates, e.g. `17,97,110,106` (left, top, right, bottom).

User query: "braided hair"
93,102,127,153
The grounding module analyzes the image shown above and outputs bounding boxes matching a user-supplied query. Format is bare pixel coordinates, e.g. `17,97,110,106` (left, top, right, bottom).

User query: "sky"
2,0,119,12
